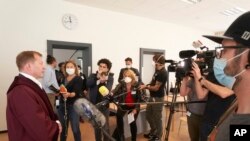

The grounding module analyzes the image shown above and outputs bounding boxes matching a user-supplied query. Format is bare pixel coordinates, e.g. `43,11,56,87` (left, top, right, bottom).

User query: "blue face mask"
213,49,249,89
213,58,236,89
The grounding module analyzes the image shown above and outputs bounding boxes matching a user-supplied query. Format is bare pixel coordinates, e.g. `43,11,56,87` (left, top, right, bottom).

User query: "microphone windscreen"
179,50,197,59
74,98,106,127
99,86,109,97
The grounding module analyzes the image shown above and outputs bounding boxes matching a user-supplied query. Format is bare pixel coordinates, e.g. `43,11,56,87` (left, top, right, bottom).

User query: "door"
47,40,92,76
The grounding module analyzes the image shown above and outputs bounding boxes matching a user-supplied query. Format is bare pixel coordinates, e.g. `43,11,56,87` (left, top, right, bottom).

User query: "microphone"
74,98,106,127
97,86,114,107
99,86,110,97
179,50,197,59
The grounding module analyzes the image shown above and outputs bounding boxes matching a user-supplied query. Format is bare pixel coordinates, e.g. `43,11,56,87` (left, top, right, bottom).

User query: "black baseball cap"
203,11,250,46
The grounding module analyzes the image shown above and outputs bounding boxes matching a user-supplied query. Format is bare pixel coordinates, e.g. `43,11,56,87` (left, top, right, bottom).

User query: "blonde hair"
123,69,136,85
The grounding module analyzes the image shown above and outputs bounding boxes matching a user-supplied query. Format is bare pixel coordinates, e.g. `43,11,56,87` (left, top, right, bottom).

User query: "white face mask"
66,68,75,75
124,77,132,83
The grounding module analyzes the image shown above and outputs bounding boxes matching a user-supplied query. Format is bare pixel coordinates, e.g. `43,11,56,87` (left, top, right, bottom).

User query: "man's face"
125,61,132,66
155,62,163,70
98,63,108,73
221,39,243,76
29,54,45,79
60,64,65,71
52,61,57,69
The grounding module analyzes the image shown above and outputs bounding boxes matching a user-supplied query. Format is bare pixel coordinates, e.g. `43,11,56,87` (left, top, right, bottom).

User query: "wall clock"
62,14,78,30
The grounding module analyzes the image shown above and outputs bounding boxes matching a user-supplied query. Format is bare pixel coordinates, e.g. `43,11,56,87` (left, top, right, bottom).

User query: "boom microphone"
74,98,106,127
179,50,197,59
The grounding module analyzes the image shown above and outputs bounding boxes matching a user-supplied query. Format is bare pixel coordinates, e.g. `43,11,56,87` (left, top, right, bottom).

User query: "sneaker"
143,132,154,139
148,135,160,141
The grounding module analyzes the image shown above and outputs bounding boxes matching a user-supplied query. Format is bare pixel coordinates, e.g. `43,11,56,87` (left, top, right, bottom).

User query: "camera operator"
191,60,235,141
139,54,168,141
180,60,207,141
202,11,250,141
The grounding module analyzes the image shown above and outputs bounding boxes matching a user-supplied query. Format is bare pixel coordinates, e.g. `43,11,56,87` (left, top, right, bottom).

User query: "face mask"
126,65,132,69
213,58,236,89
124,77,132,83
213,49,249,89
66,68,75,75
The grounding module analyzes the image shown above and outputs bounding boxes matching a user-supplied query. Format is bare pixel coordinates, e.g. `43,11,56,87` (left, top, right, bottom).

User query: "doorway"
47,40,92,76
139,48,165,84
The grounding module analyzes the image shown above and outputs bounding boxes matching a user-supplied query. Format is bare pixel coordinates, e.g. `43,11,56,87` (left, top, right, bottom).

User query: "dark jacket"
6,74,59,141
118,68,141,83
87,72,114,104
60,76,83,105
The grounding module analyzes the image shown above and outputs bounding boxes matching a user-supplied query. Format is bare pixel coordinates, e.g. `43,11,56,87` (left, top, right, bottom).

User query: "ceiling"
65,0,250,32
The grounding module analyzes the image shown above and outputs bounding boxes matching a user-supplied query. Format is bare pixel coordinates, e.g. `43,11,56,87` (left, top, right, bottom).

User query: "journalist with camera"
170,45,235,141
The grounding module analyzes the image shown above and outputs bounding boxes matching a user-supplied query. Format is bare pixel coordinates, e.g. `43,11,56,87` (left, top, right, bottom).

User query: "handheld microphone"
99,86,110,97
179,50,197,59
74,98,106,127
97,86,113,107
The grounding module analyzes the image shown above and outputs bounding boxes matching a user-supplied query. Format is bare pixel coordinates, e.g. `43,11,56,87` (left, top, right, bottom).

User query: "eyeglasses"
215,45,248,59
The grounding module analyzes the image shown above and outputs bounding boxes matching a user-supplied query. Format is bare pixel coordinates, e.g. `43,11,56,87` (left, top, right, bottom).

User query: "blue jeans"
58,103,81,141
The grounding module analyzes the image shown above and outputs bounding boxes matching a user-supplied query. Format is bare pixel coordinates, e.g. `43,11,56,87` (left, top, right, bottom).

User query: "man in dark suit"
118,57,141,83
6,51,61,141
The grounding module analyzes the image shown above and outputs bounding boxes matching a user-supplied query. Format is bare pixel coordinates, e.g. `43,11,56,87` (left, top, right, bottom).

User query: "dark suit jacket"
118,67,141,83
6,74,59,141
87,72,114,104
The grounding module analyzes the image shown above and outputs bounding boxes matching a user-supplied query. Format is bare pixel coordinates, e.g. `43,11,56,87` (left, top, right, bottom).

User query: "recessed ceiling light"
220,7,247,16
181,0,202,4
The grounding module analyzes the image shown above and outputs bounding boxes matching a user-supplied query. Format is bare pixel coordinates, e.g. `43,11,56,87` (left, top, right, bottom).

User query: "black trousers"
113,105,139,141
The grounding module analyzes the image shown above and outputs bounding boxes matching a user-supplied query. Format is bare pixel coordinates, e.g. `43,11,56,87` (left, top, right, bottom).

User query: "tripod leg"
164,81,179,141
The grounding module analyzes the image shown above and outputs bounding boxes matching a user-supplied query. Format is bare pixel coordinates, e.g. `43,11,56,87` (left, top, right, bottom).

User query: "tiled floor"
0,106,190,141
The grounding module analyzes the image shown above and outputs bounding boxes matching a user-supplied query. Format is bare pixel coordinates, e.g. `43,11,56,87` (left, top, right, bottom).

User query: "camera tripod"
164,77,182,141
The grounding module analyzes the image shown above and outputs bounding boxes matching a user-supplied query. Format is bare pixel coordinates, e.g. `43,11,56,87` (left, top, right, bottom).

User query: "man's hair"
153,53,165,64
58,62,65,68
16,51,42,71
46,55,56,64
77,65,81,69
97,58,112,70
125,57,132,62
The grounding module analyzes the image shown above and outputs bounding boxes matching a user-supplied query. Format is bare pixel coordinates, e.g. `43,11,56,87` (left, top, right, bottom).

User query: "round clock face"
62,14,78,30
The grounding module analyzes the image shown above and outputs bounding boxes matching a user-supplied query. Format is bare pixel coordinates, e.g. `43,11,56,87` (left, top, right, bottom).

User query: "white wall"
0,0,215,131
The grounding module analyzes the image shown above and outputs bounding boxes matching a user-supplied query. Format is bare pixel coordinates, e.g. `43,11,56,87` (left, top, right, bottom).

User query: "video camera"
166,49,215,80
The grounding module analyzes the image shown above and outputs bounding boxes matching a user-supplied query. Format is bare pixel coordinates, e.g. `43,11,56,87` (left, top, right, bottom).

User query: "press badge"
56,99,60,106
186,111,191,117
131,91,136,95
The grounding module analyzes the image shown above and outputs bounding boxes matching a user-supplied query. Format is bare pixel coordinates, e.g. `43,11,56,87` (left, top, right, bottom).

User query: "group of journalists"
6,11,250,141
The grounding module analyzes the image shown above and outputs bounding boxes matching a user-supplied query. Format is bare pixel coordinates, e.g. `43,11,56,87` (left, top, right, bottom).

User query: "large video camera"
166,49,215,80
